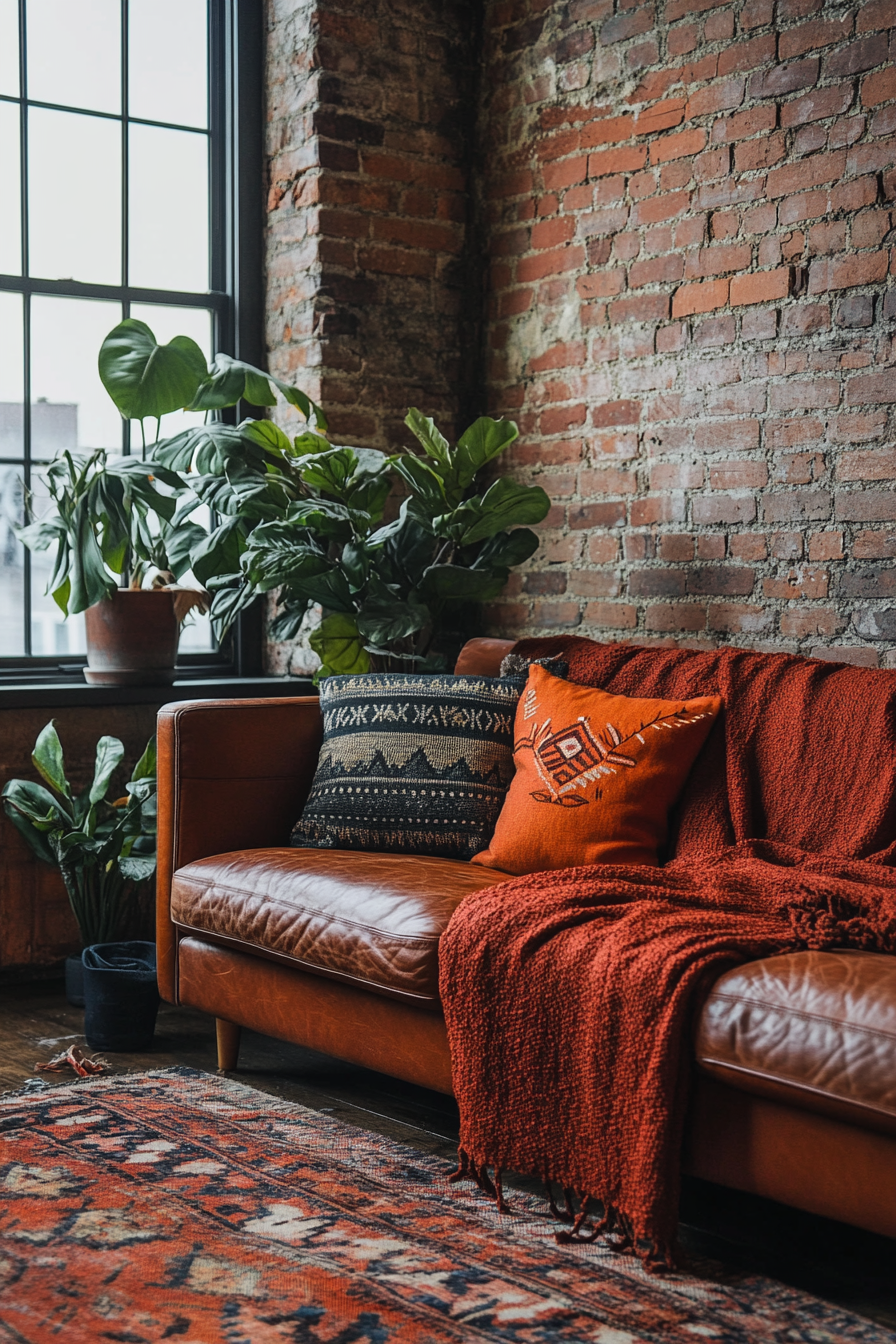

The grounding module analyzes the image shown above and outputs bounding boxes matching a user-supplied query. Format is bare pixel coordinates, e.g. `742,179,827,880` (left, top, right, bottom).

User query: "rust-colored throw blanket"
440,638,896,1267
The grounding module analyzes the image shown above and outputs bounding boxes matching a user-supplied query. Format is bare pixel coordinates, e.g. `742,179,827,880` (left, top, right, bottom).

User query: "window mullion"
121,0,130,457
19,0,30,655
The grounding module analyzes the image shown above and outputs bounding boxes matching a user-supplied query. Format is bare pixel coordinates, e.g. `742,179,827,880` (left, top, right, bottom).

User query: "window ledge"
0,676,317,710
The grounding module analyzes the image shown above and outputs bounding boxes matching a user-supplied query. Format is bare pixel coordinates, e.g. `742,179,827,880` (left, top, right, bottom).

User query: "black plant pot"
82,941,160,1051
65,953,85,1007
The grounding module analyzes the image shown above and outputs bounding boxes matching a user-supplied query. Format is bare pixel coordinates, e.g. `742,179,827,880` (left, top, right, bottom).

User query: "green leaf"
356,575,429,645
164,520,207,580
470,527,540,570
189,353,328,429
89,736,125,805
454,416,519,490
405,408,451,470
308,613,369,679
156,422,245,473
31,721,70,798
119,855,156,882
441,478,551,546
130,738,157,783
299,447,358,499
240,418,294,457
190,518,244,587
420,564,507,602
392,454,448,516
98,319,208,421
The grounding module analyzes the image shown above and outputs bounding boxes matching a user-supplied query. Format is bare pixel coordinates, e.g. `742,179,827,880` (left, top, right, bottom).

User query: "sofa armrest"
156,696,322,1002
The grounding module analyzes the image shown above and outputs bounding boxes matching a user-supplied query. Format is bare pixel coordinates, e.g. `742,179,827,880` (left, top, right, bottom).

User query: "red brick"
646,603,707,631
608,292,671,323
517,244,586,282
825,32,890,78
769,377,840,411
529,340,587,373
781,84,854,127
583,601,638,628
835,490,896,522
734,134,787,171
686,77,745,119
672,277,730,315
712,105,779,144
810,645,880,667
357,245,434,277
709,460,769,488
707,602,772,633
498,287,535,317
588,145,649,177
542,156,590,190
853,529,896,559
807,531,844,561
730,533,768,560
650,127,707,165
601,7,654,43
687,566,756,594
630,253,685,286
730,267,790,305
808,251,889,292
765,150,847,199
592,399,642,427
540,403,588,435
763,567,830,598
632,189,691,225
371,217,461,252
576,269,626,298
762,489,832,521
779,14,853,60
780,608,847,637
750,57,820,98
532,600,585,629
857,0,895,33
693,494,758,523
836,447,896,481
718,33,777,75
862,66,896,107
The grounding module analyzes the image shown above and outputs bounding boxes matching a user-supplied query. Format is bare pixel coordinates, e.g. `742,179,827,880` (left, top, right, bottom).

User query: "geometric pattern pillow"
290,672,525,861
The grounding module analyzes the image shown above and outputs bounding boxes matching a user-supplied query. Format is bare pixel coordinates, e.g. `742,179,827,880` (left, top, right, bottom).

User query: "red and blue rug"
0,1067,891,1343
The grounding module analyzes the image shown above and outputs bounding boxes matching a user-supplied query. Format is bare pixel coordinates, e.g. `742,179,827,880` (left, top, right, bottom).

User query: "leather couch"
157,637,896,1240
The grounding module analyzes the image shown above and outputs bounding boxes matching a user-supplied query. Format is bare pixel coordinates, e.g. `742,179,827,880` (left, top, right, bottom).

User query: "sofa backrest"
454,637,514,677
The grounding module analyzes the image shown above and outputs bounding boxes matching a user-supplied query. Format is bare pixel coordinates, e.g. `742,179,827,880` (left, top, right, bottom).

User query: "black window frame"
0,0,264,684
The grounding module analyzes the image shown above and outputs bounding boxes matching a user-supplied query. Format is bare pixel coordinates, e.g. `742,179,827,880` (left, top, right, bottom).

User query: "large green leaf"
240,418,294,458
309,613,369,679
130,737,156,783
419,564,507,602
405,409,451,471
441,478,550,547
119,854,156,882
189,354,327,429
190,518,244,587
299,448,359,499
99,319,208,421
31,721,70,799
470,527,540,570
356,575,428,645
454,417,519,490
392,455,448,516
89,735,125,806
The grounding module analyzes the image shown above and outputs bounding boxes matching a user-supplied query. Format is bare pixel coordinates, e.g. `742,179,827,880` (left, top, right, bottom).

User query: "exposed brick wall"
265,0,482,449
480,0,896,665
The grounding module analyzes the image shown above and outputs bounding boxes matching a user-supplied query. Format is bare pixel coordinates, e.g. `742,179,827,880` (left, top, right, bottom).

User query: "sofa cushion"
170,847,514,1006
473,662,721,875
696,950,896,1136
290,672,525,862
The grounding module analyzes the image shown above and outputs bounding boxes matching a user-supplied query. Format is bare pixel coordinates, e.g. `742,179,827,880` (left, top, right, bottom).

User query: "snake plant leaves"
32,721,70,799
99,320,208,422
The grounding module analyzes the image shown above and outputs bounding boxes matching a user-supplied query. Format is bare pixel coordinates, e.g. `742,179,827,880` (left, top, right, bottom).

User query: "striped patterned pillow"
291,673,524,860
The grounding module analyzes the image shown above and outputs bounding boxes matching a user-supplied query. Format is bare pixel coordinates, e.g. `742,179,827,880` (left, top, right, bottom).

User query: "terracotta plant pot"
83,589,179,686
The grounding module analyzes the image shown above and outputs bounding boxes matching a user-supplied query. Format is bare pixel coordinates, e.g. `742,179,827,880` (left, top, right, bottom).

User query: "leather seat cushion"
170,847,514,1007
696,950,896,1136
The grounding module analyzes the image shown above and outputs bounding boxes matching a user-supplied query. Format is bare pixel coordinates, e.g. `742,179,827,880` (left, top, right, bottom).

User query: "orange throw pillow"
472,664,721,876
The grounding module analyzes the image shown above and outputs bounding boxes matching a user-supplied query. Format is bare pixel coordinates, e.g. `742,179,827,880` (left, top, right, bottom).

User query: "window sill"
0,675,317,710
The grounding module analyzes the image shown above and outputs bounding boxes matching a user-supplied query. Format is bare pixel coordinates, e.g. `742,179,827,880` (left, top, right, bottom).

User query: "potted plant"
155,408,551,676
16,319,324,684
2,722,157,1006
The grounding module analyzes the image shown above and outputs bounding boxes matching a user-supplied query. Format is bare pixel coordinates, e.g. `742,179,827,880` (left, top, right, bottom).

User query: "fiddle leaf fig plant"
2,723,158,946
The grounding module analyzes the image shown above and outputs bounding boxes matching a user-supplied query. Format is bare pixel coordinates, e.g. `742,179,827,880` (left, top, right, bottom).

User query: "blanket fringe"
454,1153,676,1272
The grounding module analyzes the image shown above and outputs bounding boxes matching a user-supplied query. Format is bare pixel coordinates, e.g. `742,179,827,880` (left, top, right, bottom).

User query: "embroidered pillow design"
291,672,524,861
472,664,721,875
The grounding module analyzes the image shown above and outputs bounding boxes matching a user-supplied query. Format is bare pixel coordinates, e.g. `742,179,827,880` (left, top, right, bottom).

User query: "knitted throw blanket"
440,637,896,1267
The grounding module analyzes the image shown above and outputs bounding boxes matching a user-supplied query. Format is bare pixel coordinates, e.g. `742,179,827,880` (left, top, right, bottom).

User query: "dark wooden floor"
2,980,895,1330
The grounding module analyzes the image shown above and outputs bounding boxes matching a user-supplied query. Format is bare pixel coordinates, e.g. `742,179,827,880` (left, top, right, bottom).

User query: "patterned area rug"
0,1067,892,1344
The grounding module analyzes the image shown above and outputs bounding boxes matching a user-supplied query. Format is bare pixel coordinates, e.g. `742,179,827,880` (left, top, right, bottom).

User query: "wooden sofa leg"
216,1018,242,1071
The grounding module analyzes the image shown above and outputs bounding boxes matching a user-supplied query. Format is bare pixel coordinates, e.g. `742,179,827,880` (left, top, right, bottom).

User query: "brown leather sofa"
157,637,896,1240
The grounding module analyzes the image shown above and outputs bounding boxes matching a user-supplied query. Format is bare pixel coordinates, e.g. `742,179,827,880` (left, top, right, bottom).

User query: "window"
0,0,261,677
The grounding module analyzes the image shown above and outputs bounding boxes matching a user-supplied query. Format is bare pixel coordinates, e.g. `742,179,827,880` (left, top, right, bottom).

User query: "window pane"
0,292,24,447
0,467,25,654
30,295,122,454
129,123,208,292
28,108,121,284
128,0,207,130
28,468,86,655
0,0,18,97
0,101,21,274
26,0,120,114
